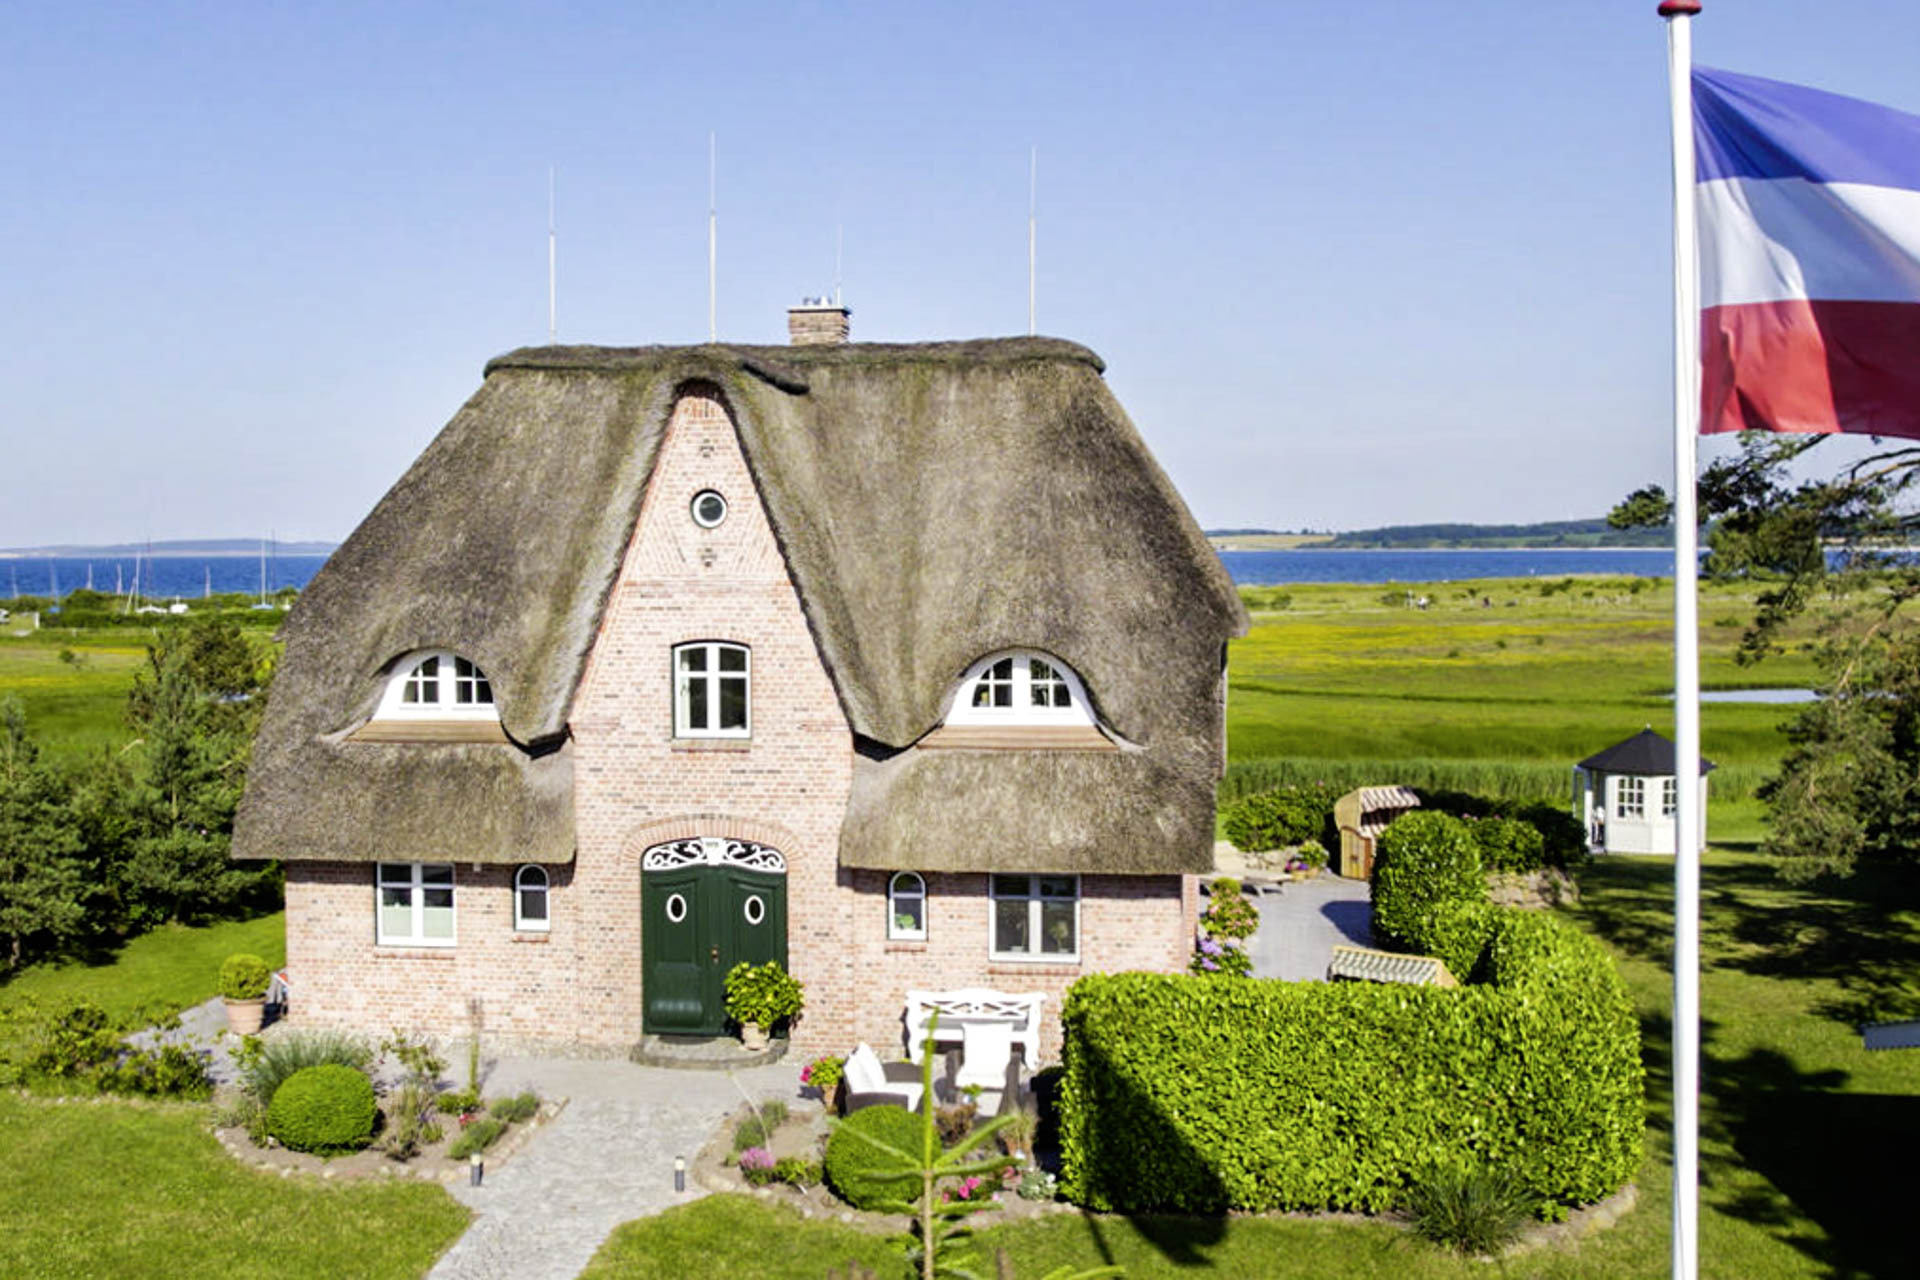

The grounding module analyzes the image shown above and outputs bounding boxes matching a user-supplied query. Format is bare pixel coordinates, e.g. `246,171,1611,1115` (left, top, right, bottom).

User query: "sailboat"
251,538,275,610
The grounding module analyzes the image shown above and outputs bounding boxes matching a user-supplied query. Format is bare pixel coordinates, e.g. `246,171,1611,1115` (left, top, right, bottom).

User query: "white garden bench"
903,989,1044,1110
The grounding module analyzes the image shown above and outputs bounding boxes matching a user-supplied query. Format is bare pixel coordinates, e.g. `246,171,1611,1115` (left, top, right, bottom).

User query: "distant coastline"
0,538,339,559
1206,517,1668,552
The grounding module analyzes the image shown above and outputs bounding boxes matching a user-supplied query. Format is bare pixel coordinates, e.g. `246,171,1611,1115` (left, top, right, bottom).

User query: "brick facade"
284,385,1196,1061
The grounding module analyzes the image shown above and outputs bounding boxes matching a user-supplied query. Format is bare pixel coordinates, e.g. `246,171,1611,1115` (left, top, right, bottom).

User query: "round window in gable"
691,490,728,529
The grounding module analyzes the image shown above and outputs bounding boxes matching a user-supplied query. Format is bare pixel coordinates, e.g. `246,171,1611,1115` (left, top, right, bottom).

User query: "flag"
1694,67,1920,438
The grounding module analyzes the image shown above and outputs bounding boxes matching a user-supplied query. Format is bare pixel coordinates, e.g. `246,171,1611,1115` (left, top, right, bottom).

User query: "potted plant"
801,1054,847,1112
220,953,272,1035
724,961,804,1050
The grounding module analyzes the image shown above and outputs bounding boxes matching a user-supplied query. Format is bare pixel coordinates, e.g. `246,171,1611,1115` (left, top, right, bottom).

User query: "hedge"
824,1103,923,1210
1370,812,1490,978
1220,785,1333,853
265,1063,377,1154
1057,909,1643,1216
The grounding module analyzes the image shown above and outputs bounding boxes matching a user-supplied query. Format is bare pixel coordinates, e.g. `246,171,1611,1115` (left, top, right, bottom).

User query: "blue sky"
4,1,1918,545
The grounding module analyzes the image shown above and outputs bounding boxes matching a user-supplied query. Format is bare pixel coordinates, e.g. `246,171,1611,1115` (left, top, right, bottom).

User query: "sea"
0,547,1683,603
1,554,333,603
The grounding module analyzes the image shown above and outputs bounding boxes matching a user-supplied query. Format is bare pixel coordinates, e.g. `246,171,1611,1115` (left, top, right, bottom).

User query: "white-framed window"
377,862,455,947
1615,777,1646,820
946,652,1095,727
673,641,750,737
377,651,498,721
888,871,927,940
514,865,550,932
990,873,1079,961
1661,777,1678,819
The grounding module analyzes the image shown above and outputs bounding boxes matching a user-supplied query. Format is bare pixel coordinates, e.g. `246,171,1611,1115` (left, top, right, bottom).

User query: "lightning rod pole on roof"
708,132,718,343
548,166,557,345
1028,146,1037,336
835,221,843,309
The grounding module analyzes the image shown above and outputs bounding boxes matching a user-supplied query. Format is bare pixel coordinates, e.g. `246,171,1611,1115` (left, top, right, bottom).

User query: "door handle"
710,945,720,964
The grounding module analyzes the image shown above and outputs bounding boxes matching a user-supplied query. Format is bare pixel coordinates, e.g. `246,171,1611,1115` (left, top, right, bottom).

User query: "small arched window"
945,651,1094,727
888,871,927,941
514,865,550,932
378,651,499,721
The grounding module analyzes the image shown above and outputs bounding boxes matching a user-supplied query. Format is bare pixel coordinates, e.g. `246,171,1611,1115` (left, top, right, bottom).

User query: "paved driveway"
1244,872,1373,981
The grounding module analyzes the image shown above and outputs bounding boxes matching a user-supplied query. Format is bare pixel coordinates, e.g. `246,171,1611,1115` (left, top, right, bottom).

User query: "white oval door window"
743,894,765,925
665,893,688,923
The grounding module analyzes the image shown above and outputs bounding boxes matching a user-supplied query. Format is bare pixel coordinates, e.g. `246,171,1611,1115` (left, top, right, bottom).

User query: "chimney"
787,297,851,346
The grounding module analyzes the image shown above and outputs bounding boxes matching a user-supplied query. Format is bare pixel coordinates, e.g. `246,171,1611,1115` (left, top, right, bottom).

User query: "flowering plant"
1189,932,1253,977
738,1145,777,1186
800,1054,845,1094
940,1174,997,1203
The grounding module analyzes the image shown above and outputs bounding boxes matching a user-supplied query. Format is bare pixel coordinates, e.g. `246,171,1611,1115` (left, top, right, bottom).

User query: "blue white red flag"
1694,68,1920,438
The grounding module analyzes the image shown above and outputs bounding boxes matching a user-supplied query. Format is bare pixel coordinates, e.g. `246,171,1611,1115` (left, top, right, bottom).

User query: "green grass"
0,1094,467,1279
0,631,147,757
2,913,285,1023
0,910,463,1279
1226,577,1818,818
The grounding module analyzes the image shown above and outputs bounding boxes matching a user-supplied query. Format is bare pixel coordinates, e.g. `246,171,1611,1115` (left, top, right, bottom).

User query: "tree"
1613,433,1920,879
0,700,85,969
120,620,278,924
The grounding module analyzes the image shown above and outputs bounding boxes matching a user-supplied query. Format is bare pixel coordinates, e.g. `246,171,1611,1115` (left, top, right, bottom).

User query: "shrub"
1292,839,1329,870
266,1063,377,1154
28,1001,120,1079
1188,934,1252,977
489,1091,539,1123
724,961,805,1032
732,1099,788,1152
95,1044,211,1098
1016,1168,1058,1201
1220,786,1330,853
1468,816,1547,874
1404,1164,1535,1255
774,1156,822,1188
1057,910,1643,1216
1516,802,1587,867
436,1088,481,1116
1372,811,1490,976
236,1029,373,1105
825,1104,924,1210
1199,879,1260,941
219,954,271,1002
934,1100,978,1144
448,1115,505,1160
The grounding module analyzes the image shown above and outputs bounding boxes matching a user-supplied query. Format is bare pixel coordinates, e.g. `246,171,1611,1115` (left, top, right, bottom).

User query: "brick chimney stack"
787,297,851,346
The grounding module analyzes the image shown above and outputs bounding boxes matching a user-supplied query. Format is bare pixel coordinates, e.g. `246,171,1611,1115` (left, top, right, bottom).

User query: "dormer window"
378,651,499,721
945,651,1094,727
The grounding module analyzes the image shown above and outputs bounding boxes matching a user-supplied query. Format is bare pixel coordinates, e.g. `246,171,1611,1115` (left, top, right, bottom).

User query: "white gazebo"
1575,728,1713,855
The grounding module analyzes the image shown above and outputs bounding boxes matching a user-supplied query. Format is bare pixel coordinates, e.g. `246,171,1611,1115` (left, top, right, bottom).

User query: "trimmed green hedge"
266,1064,376,1154
1371,812,1490,978
1058,909,1643,1216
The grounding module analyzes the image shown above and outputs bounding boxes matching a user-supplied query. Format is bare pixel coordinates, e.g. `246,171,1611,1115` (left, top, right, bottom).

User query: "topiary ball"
824,1103,923,1210
220,953,271,1002
266,1063,376,1153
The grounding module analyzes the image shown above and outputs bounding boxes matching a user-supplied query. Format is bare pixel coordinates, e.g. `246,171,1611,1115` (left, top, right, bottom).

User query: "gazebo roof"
1577,727,1715,776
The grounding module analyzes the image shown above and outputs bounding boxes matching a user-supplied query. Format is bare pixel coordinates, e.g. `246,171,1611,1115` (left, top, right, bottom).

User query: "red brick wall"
283,385,1196,1060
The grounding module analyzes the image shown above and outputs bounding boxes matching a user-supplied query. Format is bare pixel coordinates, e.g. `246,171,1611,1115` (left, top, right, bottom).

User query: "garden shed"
1332,785,1420,879
1575,728,1713,855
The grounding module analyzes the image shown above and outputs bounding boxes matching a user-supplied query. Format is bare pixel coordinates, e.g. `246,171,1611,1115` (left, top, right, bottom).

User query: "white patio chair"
843,1042,925,1113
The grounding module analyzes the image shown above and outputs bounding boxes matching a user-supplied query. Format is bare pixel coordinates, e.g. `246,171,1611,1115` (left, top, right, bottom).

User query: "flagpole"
1659,4,1702,1280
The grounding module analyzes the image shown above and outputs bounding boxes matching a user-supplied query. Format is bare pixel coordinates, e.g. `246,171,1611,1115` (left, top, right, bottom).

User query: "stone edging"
208,1096,571,1185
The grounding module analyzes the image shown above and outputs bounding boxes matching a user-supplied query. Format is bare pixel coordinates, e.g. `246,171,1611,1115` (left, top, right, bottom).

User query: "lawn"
1225,577,1819,826
0,630,148,756
0,1094,467,1280
0,910,466,1280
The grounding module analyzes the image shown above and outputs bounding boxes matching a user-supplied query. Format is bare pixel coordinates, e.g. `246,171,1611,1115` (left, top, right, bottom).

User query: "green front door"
641,839,787,1036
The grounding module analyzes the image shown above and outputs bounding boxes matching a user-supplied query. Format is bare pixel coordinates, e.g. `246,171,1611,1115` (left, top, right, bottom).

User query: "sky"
4,0,1919,546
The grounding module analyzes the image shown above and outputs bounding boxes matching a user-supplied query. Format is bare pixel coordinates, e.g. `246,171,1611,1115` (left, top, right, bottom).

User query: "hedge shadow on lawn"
1713,1046,1920,1280
1060,1034,1230,1267
1318,899,1372,947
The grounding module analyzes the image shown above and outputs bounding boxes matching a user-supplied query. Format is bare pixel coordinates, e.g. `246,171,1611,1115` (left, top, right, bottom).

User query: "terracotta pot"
225,997,267,1036
740,1024,769,1051
827,1080,847,1115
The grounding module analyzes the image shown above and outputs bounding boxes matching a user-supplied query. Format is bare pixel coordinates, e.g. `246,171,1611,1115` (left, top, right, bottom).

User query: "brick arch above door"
615,813,807,869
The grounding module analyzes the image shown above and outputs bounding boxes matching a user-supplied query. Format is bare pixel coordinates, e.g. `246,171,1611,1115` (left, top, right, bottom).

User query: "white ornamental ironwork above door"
641,837,786,874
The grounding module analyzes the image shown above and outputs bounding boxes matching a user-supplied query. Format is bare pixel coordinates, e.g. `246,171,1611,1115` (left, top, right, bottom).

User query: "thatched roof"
235,338,1246,871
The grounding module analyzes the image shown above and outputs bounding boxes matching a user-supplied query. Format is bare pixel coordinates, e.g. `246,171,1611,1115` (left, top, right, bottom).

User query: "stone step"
630,1033,789,1071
